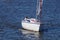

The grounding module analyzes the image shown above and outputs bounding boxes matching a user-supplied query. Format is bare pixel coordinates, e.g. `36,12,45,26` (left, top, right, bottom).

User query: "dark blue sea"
0,0,60,40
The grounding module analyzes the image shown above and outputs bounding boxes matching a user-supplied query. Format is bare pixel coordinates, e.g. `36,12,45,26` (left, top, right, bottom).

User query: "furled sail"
36,0,40,15
36,0,43,15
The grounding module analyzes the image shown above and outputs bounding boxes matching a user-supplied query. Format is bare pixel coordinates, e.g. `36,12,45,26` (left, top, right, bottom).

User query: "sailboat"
21,0,43,31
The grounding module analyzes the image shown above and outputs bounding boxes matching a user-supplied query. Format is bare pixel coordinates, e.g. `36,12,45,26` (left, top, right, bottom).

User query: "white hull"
21,21,40,31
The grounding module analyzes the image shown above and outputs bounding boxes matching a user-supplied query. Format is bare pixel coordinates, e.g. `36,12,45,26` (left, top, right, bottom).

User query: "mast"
40,0,43,16
36,0,43,19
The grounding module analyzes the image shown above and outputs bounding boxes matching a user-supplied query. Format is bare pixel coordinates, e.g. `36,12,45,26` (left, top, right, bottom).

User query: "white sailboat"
21,0,43,31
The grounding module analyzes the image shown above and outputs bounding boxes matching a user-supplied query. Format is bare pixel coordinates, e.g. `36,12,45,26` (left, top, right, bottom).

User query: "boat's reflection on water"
18,29,42,40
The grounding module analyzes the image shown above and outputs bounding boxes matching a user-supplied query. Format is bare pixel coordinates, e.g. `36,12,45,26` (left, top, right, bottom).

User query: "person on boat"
24,17,39,23
24,16,28,20
24,16,30,22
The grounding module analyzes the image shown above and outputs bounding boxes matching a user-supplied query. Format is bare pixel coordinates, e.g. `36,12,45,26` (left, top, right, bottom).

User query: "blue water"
0,0,60,40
